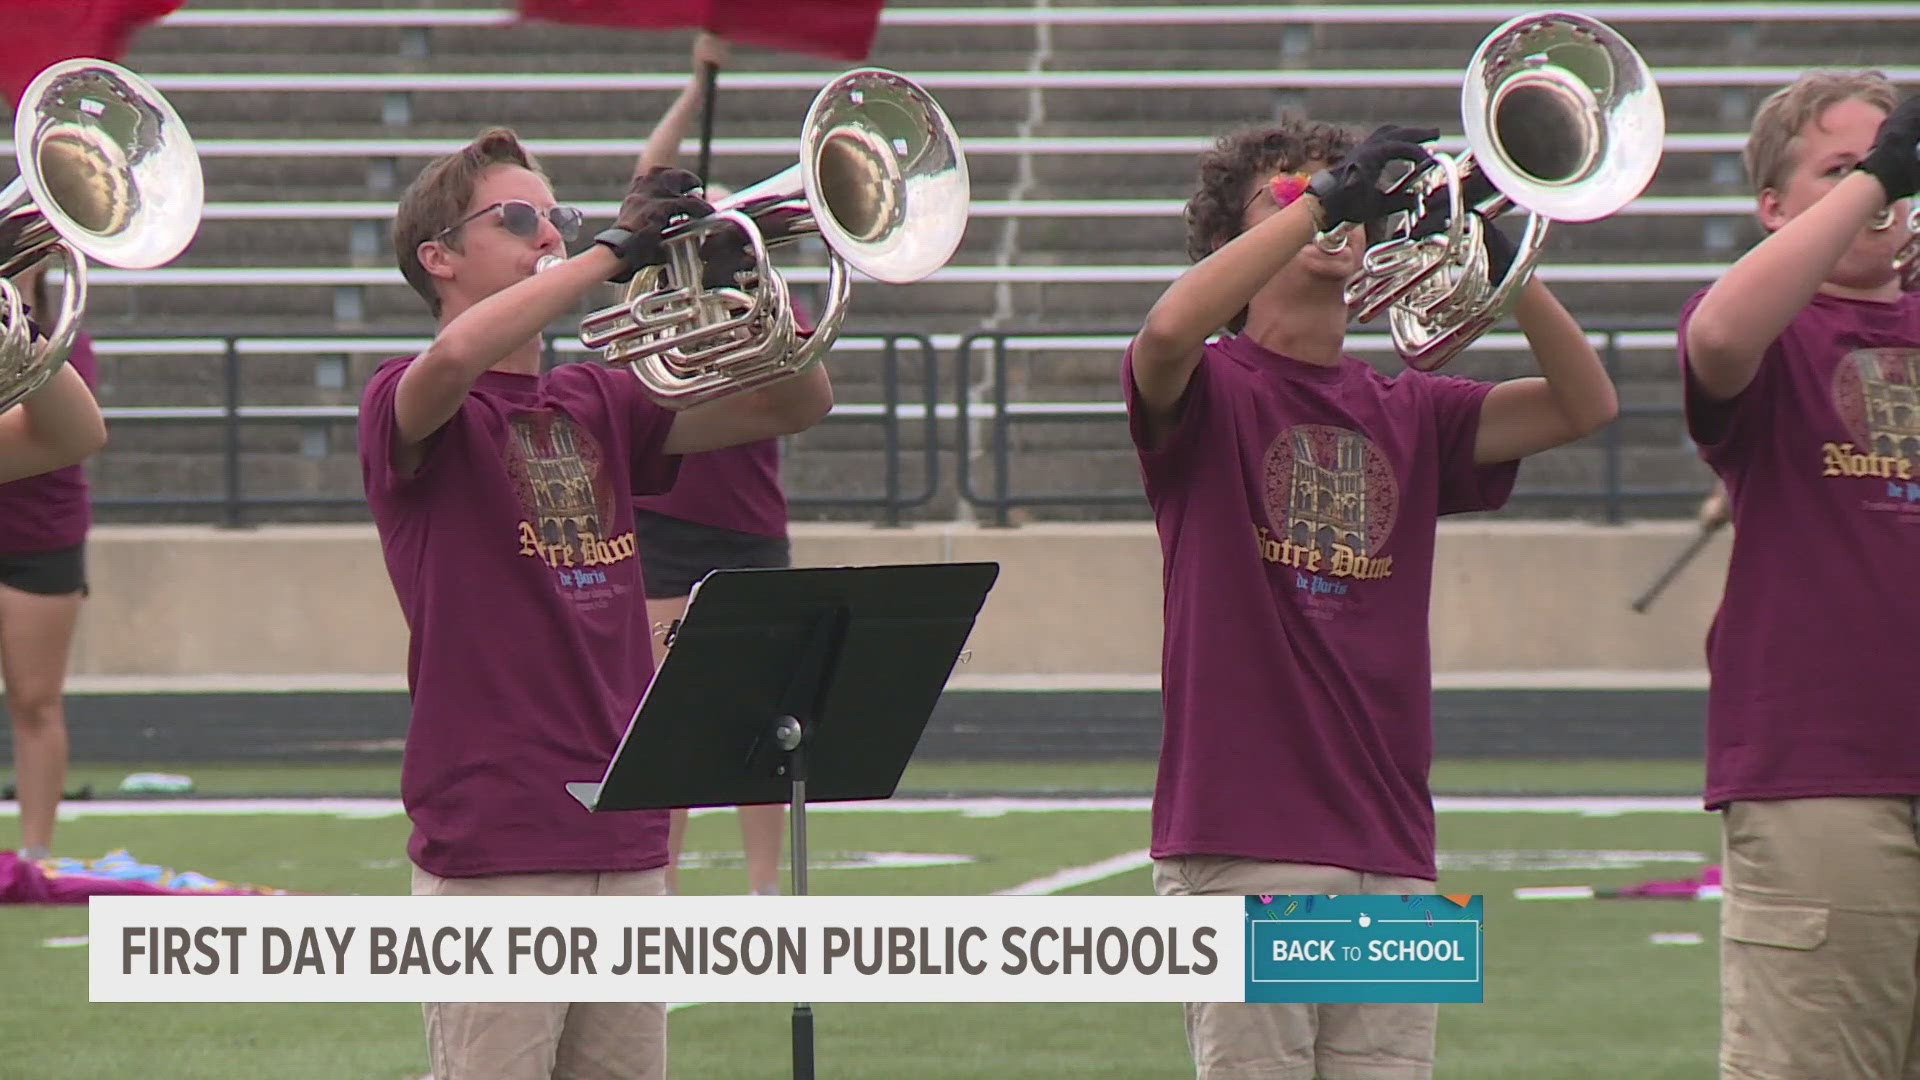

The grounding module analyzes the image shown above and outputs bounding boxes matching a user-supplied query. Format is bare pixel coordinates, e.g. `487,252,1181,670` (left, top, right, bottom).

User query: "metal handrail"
89,332,942,527
86,326,1708,527
954,328,1700,526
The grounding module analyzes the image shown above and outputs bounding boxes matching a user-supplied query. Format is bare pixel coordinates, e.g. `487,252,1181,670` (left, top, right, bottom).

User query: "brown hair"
1742,69,1896,195
1183,117,1358,332
1184,117,1358,262
392,127,547,317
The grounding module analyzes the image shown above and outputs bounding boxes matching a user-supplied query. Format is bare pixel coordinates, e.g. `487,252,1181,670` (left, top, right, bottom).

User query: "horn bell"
798,66,970,284
0,57,203,413
5,57,203,273
578,66,969,410
1461,10,1665,224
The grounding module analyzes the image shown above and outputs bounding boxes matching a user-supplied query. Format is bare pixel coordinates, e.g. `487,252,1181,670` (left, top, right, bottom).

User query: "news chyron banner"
89,894,1483,1004
1245,894,1483,1003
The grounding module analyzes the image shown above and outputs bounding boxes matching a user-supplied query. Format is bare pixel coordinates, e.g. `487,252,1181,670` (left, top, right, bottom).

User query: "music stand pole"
565,562,1000,1080
695,58,719,186
773,712,814,1080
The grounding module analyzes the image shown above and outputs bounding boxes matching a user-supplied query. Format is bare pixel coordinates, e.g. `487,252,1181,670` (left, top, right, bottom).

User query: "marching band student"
1124,117,1617,1079
361,126,831,1080
1676,70,1920,1080
0,261,104,863
0,268,104,485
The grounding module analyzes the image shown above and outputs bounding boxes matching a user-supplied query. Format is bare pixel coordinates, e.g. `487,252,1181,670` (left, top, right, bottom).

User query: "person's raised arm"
1130,125,1436,430
393,171,714,456
0,363,106,483
637,33,729,176
660,362,832,456
1685,97,1920,400
1465,214,1618,463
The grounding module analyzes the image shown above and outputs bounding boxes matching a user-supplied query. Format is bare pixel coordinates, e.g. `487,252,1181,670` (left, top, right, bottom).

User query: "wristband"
593,228,641,283
593,227,636,259
1305,170,1342,228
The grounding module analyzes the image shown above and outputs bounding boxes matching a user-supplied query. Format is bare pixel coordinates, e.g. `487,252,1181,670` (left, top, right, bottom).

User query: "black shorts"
633,510,790,600
0,541,87,597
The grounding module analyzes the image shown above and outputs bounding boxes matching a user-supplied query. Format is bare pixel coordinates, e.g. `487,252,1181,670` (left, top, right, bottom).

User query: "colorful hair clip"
1267,172,1313,208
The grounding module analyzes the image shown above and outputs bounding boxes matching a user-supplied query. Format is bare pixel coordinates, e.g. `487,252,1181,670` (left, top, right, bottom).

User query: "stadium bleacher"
7,1,1918,522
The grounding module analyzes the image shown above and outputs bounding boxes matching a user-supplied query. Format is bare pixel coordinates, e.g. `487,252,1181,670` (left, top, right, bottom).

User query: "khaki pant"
1154,855,1438,1080
1720,797,1920,1080
412,865,669,1080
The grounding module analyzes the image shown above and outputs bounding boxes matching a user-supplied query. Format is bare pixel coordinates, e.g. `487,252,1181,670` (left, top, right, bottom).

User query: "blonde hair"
1742,69,1896,195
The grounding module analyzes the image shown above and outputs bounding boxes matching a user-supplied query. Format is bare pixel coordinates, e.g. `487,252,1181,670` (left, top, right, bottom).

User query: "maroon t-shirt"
359,356,681,877
628,302,813,538
1678,288,1920,809
630,438,785,537
1124,334,1516,881
0,330,96,554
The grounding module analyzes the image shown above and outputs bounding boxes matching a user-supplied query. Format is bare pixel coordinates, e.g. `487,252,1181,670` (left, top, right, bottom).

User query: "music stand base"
792,1003,815,1080
783,725,814,1080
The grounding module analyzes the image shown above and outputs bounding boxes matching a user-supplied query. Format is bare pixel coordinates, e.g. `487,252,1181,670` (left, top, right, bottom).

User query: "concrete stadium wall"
65,521,1727,682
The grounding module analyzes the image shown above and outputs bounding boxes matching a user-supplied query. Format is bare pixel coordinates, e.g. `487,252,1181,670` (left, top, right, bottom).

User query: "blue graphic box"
1244,894,1484,1003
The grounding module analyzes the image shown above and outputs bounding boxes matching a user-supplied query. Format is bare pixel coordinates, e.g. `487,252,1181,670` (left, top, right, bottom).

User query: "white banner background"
90,894,1245,1003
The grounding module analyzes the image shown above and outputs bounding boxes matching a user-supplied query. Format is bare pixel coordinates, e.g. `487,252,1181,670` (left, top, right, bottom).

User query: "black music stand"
567,561,1000,1080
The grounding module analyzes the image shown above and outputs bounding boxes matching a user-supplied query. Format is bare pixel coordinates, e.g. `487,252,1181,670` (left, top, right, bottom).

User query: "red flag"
0,0,184,106
517,0,886,63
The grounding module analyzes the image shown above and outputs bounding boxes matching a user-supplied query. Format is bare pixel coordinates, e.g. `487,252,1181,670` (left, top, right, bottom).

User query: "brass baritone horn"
0,58,204,412
1867,146,1916,287
576,67,970,409
1893,204,1919,292
1340,11,1666,371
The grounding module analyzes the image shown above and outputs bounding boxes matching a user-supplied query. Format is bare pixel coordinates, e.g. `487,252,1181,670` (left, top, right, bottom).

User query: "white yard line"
5,794,1704,821
995,848,1154,896
27,791,1711,1024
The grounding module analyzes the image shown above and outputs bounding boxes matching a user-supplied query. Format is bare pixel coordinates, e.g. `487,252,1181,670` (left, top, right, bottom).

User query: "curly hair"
1182,118,1359,332
1183,117,1360,264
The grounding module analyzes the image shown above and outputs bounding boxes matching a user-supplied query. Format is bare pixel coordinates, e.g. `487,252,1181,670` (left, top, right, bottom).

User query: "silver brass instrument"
1,58,203,412
1893,204,1919,292
577,67,969,409
1340,11,1665,371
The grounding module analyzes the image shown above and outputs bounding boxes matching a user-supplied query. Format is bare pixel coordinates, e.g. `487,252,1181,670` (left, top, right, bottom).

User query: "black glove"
1406,181,1518,283
1857,95,1920,202
699,204,812,289
696,226,757,290
1479,214,1518,283
1307,124,1438,227
1453,166,1501,211
1406,206,1518,282
1404,166,1501,236
696,202,824,290
597,166,717,283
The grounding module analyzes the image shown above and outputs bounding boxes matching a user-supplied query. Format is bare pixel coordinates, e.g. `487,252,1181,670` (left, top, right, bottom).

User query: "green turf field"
46,755,1710,798
1,757,1722,1080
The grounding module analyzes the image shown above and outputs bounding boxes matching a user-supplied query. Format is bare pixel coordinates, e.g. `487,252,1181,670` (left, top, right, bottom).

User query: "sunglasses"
436,199,585,244
1245,172,1314,215
1246,171,1402,247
